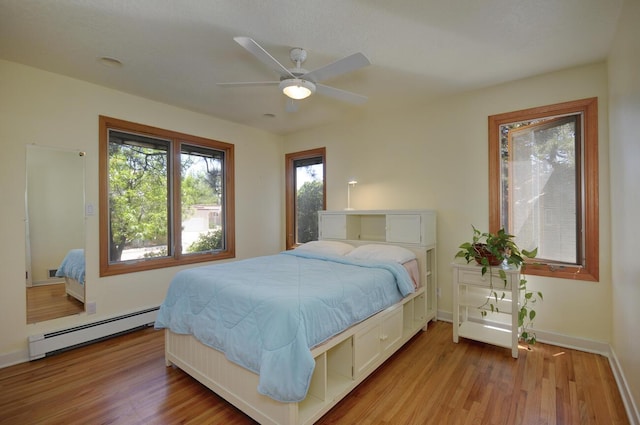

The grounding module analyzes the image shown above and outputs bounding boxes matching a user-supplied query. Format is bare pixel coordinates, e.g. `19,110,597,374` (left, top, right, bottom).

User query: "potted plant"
455,226,542,345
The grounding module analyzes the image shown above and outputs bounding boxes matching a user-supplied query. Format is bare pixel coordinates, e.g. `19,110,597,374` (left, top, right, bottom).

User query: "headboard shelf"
318,209,436,247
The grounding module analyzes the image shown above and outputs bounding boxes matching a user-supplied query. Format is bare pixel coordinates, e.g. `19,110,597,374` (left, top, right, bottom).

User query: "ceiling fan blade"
217,81,279,87
303,52,370,83
316,84,368,104
233,37,295,79
285,98,299,113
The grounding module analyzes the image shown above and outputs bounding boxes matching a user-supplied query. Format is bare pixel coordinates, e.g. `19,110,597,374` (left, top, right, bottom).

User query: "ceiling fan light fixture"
280,79,316,100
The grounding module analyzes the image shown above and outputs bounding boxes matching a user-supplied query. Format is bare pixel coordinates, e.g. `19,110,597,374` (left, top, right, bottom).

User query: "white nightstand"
452,262,520,358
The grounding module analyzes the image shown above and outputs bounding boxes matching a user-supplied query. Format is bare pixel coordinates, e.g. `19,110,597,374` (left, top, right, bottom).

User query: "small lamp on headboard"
346,179,358,210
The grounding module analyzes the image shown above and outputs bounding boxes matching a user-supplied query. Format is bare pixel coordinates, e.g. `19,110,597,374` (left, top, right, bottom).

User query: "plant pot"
472,243,503,266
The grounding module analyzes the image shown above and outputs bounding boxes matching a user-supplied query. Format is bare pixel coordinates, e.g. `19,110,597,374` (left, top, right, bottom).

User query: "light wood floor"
26,283,84,324
0,321,629,425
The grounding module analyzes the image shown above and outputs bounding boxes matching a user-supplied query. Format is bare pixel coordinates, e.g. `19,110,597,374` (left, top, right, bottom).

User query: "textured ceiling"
0,0,623,135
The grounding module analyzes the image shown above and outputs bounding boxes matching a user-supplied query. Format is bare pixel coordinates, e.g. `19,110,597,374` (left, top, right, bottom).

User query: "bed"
55,249,85,303
156,239,436,425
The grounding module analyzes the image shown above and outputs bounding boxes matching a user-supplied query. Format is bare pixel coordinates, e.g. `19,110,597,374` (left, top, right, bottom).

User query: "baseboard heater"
28,307,159,360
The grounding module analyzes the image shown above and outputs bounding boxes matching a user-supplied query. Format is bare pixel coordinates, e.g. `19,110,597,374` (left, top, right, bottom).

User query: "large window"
99,116,235,276
489,98,598,281
285,148,326,250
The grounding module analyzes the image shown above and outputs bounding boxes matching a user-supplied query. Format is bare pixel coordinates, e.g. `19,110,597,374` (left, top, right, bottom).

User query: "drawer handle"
380,335,388,341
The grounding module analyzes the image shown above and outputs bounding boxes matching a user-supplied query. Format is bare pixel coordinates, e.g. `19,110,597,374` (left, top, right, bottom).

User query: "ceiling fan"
218,37,371,112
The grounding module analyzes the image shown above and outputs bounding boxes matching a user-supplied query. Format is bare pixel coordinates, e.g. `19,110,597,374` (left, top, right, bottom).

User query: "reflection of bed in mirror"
55,249,85,303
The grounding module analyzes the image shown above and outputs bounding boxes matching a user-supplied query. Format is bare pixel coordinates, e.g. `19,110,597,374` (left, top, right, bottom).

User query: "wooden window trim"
488,98,599,281
99,116,235,277
285,147,326,250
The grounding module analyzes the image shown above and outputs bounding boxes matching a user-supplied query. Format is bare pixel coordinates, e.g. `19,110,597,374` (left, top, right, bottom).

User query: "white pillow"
346,244,416,264
295,240,355,256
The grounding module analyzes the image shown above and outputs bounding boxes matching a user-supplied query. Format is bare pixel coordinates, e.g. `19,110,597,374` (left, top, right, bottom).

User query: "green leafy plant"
455,226,542,345
187,229,223,253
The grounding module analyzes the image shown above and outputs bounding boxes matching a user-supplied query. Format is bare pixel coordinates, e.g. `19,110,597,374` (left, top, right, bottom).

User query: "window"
489,98,598,281
99,116,235,276
285,148,326,250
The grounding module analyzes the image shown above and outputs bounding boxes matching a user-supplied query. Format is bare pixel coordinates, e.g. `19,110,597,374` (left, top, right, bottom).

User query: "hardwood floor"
26,283,84,324
0,321,628,425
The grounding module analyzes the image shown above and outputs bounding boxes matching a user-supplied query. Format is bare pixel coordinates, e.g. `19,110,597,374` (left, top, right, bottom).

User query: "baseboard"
609,347,640,425
0,348,30,369
533,329,610,356
436,310,452,323
31,279,65,286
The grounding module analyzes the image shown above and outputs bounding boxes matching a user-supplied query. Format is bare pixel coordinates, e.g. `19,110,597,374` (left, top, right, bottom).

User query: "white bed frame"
64,277,85,303
165,246,436,425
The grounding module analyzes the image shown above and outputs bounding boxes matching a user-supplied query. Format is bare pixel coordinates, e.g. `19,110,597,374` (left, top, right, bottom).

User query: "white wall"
284,62,611,345
608,0,640,418
0,60,284,363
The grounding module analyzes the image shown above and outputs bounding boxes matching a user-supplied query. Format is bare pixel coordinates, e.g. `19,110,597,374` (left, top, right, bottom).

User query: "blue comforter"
155,250,415,402
55,249,85,284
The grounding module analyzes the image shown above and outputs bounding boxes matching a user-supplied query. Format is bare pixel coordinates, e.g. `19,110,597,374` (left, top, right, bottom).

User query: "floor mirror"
25,145,86,323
